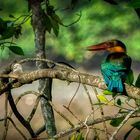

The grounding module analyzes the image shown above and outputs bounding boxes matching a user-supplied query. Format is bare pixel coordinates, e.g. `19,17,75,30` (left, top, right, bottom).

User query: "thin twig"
83,84,99,139
84,113,93,140
29,113,140,140
27,96,41,122
92,87,109,140
109,106,140,140
67,83,80,108
63,105,82,123
0,117,27,140
59,11,82,27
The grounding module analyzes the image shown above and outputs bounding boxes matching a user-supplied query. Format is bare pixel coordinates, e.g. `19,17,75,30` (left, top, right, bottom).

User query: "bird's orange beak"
87,42,112,51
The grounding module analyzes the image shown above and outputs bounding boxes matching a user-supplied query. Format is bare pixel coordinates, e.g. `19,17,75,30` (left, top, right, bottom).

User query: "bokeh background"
0,0,140,139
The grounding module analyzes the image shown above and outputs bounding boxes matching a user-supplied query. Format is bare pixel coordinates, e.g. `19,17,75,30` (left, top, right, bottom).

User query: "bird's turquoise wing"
101,62,128,93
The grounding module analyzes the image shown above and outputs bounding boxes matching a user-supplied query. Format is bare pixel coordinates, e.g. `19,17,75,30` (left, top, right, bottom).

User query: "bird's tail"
108,77,123,93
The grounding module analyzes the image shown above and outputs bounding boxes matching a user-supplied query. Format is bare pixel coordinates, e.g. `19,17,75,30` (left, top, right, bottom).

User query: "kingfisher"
87,39,133,93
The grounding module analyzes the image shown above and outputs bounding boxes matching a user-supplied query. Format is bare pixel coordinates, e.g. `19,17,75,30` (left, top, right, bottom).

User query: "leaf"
76,133,84,140
8,46,24,55
135,8,140,19
52,13,62,24
9,14,15,18
135,74,140,88
97,95,109,103
70,133,84,140
110,117,125,127
125,69,134,85
128,0,140,8
0,26,15,40
70,134,76,140
44,15,52,33
116,98,122,106
50,17,59,36
14,25,22,39
93,102,105,106
0,19,8,35
97,94,114,105
124,127,134,140
132,121,140,130
103,90,113,95
112,92,117,97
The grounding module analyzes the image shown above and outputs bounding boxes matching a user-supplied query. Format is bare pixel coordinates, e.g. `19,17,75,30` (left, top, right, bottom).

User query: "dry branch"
0,117,27,140
0,68,140,99
31,113,140,140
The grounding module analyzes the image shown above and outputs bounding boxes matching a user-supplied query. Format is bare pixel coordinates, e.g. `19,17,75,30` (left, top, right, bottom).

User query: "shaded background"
0,0,140,139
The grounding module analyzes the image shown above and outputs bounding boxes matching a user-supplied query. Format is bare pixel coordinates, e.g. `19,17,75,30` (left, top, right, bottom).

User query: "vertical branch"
29,0,56,136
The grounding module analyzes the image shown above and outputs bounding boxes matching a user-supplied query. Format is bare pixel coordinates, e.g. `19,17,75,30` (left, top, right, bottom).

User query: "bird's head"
87,39,126,53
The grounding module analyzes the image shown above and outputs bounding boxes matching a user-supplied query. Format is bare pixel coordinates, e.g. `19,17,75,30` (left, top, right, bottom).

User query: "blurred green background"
0,0,140,64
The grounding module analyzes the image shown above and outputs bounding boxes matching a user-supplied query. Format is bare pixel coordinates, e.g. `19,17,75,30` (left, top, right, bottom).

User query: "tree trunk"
29,0,56,136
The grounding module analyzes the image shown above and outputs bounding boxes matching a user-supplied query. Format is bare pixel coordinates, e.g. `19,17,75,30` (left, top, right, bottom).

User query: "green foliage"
1,0,140,63
0,16,24,56
116,98,122,106
70,133,84,140
135,74,140,88
110,117,125,127
8,45,24,55
103,90,113,95
0,18,21,40
125,69,134,85
97,94,109,103
132,121,140,130
128,0,140,9
43,4,62,36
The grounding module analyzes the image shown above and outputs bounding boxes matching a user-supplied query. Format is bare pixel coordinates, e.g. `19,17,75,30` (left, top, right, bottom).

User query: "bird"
87,39,133,93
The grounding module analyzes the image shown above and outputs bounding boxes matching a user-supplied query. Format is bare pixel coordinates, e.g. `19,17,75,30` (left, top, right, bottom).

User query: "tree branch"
109,106,140,140
1,68,140,99
30,113,140,140
7,90,36,138
0,117,27,140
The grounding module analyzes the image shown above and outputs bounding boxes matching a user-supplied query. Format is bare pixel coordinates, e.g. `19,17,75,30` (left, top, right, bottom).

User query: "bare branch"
30,113,140,140
67,83,81,108
0,117,27,140
109,106,140,140
7,90,36,138
92,87,109,140
27,96,41,122
83,85,99,139
1,67,139,99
